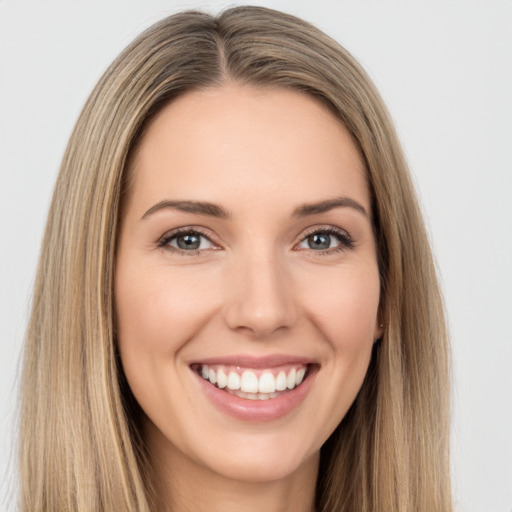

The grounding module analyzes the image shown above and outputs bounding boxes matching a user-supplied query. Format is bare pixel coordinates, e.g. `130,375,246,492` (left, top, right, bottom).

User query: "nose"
223,251,298,338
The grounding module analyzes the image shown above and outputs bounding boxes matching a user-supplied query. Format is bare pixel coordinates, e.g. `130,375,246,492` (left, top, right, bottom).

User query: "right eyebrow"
140,200,231,221
292,196,369,219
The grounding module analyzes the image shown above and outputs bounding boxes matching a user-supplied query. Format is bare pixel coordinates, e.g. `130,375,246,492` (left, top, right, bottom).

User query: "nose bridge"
224,244,297,337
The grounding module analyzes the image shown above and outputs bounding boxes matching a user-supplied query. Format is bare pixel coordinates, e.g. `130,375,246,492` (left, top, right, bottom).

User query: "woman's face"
115,84,382,484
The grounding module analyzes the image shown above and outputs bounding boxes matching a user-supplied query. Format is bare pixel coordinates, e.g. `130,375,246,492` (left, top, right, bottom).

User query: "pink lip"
191,360,319,422
190,354,315,369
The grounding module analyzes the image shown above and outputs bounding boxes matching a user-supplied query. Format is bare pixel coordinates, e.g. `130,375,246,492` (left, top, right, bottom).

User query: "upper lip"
189,354,317,369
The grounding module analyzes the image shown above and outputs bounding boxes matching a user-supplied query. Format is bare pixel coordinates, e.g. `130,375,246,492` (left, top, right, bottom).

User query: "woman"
19,6,452,512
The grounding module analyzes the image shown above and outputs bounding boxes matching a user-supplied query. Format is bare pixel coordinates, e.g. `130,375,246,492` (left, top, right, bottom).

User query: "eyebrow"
292,197,369,218
140,196,369,221
141,200,230,220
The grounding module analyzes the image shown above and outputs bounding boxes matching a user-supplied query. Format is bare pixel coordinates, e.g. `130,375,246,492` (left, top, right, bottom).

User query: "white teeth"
295,368,306,386
258,372,276,393
226,389,279,400
217,369,227,389
287,368,296,389
240,371,259,393
200,364,309,397
275,371,287,391
227,371,241,390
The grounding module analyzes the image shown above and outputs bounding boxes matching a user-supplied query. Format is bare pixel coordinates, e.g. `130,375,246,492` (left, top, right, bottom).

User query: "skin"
115,84,382,512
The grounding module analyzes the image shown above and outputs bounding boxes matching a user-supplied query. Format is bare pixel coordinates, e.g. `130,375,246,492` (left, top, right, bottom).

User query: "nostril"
222,260,297,336
223,300,297,338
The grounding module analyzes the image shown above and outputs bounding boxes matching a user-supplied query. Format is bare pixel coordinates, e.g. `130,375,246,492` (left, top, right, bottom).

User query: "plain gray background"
1,1,511,511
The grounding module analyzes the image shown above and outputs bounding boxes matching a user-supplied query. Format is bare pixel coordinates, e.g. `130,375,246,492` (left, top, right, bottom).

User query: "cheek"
115,263,220,357
307,264,378,393
263,266,377,449
303,264,380,347
114,262,223,425
114,264,223,427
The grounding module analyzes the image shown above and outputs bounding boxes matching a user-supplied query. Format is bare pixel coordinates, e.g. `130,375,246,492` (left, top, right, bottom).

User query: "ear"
373,310,384,342
374,325,383,342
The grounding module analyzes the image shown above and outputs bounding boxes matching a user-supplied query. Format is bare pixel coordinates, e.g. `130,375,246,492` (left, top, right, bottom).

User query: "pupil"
308,233,330,250
177,234,200,250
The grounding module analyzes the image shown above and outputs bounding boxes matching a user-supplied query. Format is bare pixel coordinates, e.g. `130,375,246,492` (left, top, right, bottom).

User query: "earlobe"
374,321,384,343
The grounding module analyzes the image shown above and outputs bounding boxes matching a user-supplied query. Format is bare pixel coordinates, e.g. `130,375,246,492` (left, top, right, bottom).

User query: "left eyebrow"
292,197,369,219
140,200,231,221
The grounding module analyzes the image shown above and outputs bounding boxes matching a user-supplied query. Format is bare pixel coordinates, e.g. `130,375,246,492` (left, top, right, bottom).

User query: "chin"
197,443,319,484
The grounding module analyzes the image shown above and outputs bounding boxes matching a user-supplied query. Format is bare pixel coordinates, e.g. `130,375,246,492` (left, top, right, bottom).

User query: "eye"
158,228,217,253
296,227,353,253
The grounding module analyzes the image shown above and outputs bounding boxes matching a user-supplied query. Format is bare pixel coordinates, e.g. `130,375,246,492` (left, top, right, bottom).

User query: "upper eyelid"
297,224,352,242
294,225,354,252
160,226,215,240
157,226,218,248
299,224,349,236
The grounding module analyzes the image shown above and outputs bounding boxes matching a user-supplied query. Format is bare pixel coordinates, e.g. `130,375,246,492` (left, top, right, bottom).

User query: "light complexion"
115,84,382,512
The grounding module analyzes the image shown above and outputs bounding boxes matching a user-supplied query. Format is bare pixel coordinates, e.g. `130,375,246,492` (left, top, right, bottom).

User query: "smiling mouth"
191,363,312,401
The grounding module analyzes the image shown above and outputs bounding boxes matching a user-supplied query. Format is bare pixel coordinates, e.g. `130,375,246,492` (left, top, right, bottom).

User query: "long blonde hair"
20,6,451,511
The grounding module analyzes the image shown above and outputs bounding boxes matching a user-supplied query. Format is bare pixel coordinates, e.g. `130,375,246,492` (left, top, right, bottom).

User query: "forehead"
125,84,369,216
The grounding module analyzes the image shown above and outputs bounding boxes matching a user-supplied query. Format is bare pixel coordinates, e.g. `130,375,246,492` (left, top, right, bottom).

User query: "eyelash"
297,226,354,255
157,227,215,256
156,225,354,256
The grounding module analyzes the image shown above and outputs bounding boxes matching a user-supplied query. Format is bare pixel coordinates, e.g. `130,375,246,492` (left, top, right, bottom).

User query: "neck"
146,424,319,512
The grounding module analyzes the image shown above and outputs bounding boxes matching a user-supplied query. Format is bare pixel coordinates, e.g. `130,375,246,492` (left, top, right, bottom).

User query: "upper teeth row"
200,365,306,393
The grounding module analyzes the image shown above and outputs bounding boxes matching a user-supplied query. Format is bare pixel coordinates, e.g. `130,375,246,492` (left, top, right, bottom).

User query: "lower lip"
193,367,317,422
